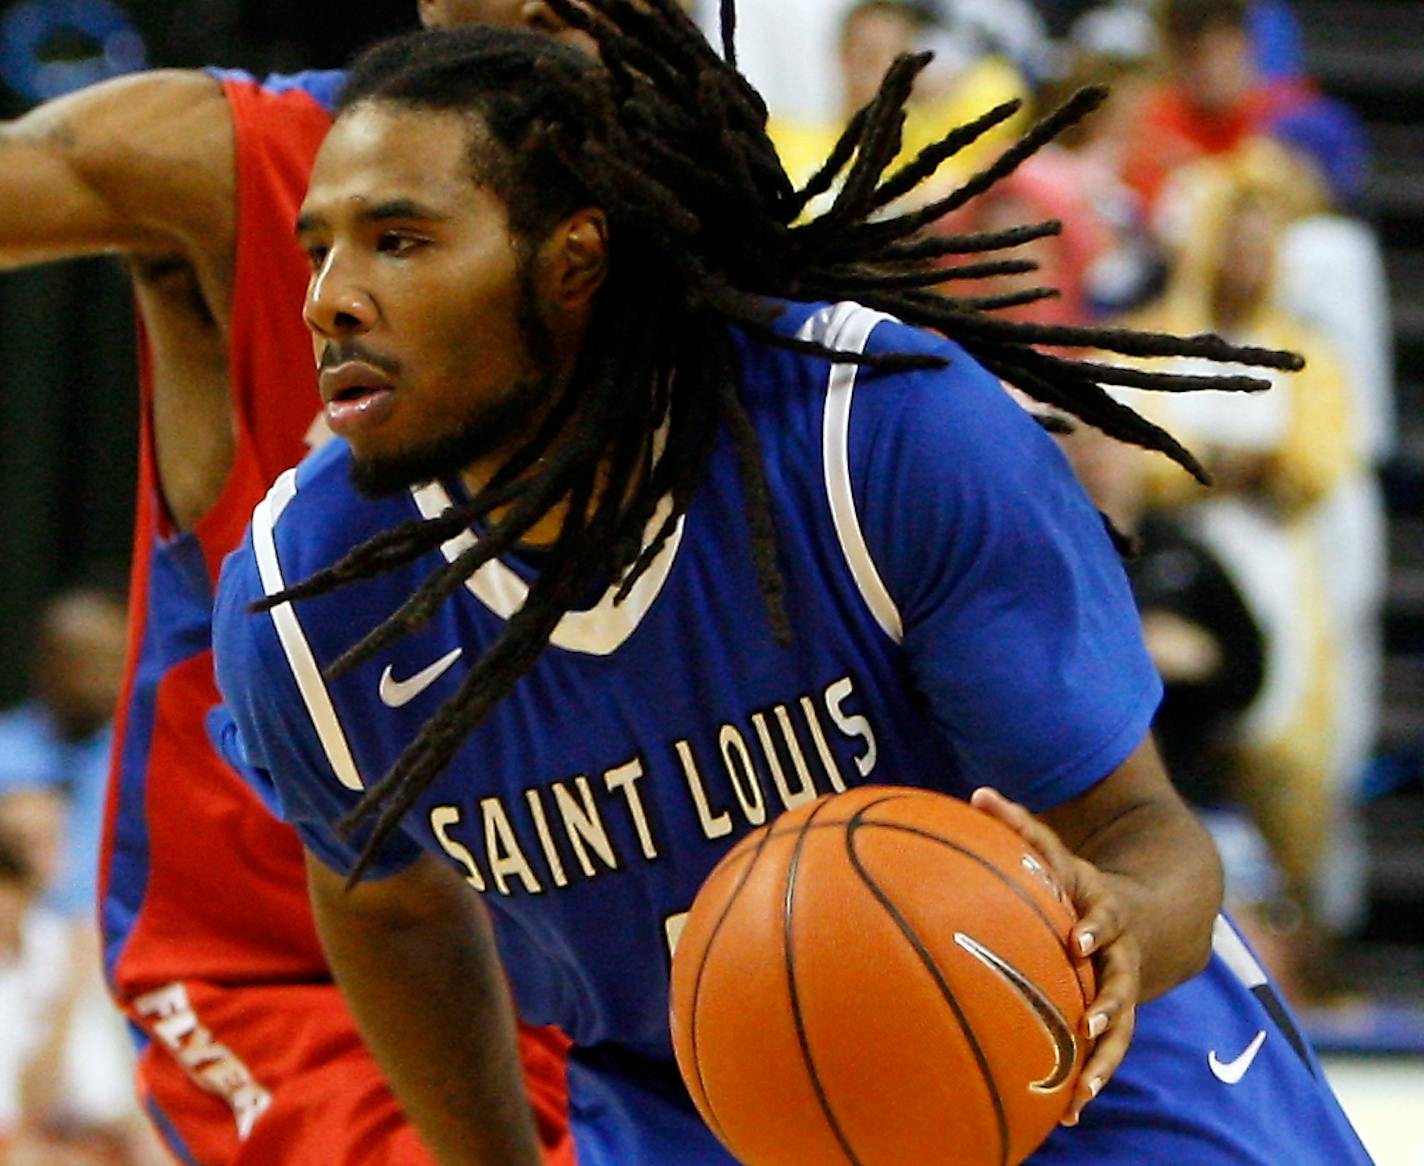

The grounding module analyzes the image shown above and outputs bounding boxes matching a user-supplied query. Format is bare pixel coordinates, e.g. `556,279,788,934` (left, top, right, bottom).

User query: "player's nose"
304,251,376,339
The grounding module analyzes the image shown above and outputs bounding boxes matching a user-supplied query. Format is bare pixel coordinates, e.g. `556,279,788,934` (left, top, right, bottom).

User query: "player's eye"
303,244,329,270
377,231,426,257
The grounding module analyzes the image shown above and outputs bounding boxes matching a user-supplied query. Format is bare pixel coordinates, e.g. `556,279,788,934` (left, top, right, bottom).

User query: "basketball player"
212,8,1373,1165
0,3,587,1162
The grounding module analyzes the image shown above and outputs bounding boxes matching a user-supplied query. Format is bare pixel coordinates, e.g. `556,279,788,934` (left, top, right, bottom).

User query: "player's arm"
1033,734,1220,1001
306,850,544,1166
972,735,1222,1124
0,69,235,285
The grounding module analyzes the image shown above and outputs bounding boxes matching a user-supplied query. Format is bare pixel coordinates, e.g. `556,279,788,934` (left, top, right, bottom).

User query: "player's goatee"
349,370,556,498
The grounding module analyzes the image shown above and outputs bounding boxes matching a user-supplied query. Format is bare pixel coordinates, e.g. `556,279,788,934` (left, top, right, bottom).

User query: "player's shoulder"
774,301,1056,464
737,299,946,377
729,299,1059,511
215,441,407,679
740,298,1020,416
255,439,412,577
205,67,345,115
217,441,398,616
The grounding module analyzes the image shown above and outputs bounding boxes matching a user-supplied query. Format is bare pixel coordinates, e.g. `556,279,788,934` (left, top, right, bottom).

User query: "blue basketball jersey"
213,301,1370,1165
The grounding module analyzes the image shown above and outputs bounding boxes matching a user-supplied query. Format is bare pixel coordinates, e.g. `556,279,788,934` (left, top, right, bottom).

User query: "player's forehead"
300,104,497,229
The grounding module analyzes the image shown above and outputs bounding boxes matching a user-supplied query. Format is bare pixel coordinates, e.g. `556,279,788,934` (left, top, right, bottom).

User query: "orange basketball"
668,785,1095,1166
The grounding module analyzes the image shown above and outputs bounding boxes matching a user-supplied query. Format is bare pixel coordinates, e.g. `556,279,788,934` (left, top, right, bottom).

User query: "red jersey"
97,71,571,1161
101,72,340,995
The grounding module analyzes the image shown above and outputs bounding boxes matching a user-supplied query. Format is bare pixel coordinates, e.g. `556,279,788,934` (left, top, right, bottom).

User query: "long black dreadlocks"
258,0,1303,883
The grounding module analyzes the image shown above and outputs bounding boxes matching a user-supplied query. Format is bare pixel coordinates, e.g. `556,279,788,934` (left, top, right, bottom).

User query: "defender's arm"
0,69,235,288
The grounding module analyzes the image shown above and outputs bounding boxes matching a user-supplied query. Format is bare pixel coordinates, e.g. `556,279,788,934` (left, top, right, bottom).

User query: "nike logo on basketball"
1209,1030,1266,1084
379,648,463,707
955,932,1078,1093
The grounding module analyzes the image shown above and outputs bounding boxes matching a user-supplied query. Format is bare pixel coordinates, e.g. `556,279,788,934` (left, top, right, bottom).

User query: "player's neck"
456,408,646,551
458,460,647,550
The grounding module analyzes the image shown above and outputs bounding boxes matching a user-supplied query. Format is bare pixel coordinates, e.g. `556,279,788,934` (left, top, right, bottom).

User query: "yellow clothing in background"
767,55,1031,206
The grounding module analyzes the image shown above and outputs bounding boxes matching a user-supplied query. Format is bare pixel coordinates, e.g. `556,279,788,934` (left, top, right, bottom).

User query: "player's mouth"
320,361,397,437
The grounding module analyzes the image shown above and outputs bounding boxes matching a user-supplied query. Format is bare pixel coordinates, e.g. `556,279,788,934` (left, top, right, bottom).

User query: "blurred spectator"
1055,427,1288,945
949,146,1115,326
690,0,847,123
1278,213,1394,938
879,0,1036,201
1030,1,1306,90
931,0,1054,84
1117,148,1364,997
0,824,50,1150
0,584,168,1164
0,789,66,910
1002,11,1167,318
1159,140,1394,936
1121,0,1369,212
0,811,161,1166
766,0,1031,207
1278,208,1396,468
1030,0,1115,40
0,584,127,920
841,0,935,114
690,0,1046,126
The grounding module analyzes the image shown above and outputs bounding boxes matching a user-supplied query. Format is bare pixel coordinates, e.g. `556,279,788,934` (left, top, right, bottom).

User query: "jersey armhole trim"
250,468,365,792
808,302,904,643
1212,915,1267,988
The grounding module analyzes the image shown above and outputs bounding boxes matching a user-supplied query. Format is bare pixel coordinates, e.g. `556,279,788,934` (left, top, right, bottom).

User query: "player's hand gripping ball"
669,786,1095,1166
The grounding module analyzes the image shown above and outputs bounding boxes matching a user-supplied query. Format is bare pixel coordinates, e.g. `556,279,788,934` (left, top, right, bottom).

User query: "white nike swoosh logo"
1208,1029,1267,1084
378,648,463,708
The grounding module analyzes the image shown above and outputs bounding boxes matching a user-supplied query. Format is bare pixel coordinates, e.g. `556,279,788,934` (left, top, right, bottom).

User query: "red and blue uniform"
98,69,571,1166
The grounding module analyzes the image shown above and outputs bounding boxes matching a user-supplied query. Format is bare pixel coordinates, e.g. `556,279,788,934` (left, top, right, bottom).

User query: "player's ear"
542,207,608,314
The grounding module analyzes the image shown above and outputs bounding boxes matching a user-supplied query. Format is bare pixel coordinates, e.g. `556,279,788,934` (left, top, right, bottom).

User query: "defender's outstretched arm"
0,69,236,309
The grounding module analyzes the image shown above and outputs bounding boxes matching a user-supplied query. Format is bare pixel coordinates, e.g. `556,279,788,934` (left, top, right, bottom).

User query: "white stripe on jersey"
1212,914,1268,989
251,468,365,792
408,478,685,657
806,301,903,643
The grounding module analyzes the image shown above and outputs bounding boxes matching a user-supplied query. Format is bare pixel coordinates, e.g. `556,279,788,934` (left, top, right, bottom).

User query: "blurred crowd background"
0,0,1420,1162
